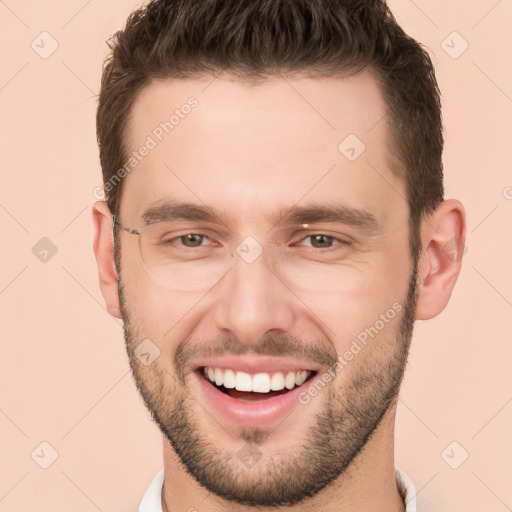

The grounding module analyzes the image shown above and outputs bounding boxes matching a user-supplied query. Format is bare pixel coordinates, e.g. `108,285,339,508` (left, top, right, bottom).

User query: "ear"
92,201,122,319
415,198,467,320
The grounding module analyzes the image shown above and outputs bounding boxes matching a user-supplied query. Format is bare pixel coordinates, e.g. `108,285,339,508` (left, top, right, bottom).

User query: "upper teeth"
203,367,311,393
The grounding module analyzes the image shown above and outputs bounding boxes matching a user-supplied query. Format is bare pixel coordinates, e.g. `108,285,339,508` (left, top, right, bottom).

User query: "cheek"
123,284,191,338
298,244,411,346
119,247,175,337
119,260,207,365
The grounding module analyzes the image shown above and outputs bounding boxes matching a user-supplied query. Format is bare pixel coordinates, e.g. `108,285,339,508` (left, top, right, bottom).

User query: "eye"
296,233,350,250
170,233,212,248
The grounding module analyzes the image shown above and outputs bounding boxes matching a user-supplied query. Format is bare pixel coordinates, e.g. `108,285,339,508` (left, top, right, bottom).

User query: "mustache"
173,332,339,377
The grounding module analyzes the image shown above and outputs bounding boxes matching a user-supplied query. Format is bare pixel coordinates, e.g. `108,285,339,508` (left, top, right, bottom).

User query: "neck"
161,406,405,512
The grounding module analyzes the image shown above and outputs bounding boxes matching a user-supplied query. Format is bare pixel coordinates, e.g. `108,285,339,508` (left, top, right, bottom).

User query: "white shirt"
139,467,417,511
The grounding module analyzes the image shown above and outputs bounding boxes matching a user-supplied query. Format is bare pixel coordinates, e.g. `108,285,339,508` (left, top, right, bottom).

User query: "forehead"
121,70,405,229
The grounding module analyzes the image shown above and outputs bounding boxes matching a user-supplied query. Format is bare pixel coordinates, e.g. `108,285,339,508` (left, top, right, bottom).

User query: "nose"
212,238,296,346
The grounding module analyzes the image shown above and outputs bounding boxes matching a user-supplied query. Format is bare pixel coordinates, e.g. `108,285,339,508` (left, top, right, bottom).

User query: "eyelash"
166,233,351,251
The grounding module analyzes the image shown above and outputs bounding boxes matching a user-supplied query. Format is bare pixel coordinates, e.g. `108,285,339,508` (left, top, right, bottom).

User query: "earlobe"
415,199,466,320
92,201,122,319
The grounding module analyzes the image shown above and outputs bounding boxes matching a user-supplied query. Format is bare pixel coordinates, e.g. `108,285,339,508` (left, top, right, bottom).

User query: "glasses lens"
139,221,232,291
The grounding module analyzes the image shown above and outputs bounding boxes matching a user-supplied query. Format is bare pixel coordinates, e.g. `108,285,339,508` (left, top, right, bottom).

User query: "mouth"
190,356,323,425
196,366,318,402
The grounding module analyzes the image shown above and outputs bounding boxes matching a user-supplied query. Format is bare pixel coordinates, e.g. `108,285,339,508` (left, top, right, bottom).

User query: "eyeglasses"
113,216,355,293
114,216,236,292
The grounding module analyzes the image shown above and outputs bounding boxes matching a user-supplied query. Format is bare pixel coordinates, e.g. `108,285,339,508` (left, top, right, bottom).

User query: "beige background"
0,0,511,510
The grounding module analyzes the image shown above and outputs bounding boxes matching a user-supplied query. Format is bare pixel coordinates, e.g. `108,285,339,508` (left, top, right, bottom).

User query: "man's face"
115,70,418,506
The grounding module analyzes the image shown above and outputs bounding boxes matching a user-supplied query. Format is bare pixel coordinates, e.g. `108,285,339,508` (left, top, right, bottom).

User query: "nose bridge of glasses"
232,232,280,266
223,235,282,299
227,233,293,297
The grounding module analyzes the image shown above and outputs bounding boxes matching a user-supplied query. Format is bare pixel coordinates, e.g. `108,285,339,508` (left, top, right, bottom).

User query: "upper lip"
192,357,320,375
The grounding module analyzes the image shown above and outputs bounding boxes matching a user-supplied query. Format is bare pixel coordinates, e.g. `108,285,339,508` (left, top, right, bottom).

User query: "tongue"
227,388,290,401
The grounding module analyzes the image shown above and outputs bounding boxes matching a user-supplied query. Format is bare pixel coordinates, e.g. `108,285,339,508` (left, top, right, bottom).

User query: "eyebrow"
142,201,232,227
141,199,381,235
271,203,380,234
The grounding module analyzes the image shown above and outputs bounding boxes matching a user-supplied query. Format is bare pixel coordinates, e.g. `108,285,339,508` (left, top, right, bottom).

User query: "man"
92,1,466,510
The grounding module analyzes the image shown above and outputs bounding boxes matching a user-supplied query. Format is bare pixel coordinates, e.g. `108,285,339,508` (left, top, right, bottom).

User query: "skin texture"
93,69,466,511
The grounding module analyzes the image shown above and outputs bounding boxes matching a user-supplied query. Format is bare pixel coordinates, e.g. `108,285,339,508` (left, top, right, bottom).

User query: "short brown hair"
96,0,444,261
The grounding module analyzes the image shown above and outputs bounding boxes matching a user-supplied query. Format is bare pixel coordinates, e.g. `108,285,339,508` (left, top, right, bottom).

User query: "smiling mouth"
197,366,318,402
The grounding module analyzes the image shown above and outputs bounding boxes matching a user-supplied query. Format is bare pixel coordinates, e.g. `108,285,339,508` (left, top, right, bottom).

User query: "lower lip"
193,369,317,426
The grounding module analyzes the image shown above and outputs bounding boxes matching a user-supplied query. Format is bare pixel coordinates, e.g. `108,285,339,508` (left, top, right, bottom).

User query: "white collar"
138,469,164,512
139,467,417,512
396,467,417,511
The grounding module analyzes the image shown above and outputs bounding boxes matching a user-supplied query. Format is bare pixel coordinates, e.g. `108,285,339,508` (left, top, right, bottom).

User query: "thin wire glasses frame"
113,215,142,237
